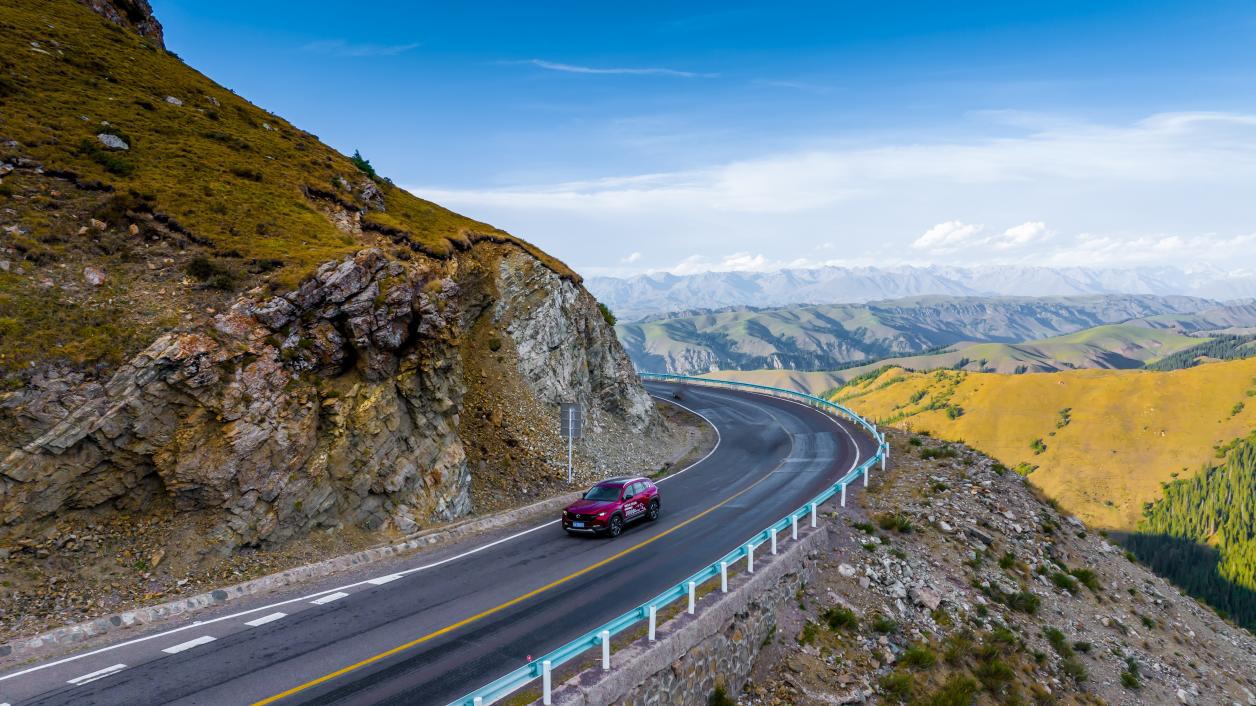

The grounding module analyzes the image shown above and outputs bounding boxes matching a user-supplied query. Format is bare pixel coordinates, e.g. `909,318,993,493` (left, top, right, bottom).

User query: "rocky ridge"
746,431,1256,705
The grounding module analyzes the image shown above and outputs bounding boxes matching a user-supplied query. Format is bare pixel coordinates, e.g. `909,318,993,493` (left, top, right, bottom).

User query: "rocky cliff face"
0,243,658,553
78,0,163,47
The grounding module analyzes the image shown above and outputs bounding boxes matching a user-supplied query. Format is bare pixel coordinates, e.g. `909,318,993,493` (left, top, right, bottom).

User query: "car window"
583,484,620,501
629,482,643,496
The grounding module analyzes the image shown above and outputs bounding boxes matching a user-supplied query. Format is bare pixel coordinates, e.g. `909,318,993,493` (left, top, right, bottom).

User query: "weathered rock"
82,266,106,286
0,245,659,551
96,133,128,151
910,584,941,611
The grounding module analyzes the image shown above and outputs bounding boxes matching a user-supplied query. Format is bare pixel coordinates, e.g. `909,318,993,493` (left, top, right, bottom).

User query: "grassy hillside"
618,295,1219,374
0,0,570,385
830,358,1256,530
704,323,1208,395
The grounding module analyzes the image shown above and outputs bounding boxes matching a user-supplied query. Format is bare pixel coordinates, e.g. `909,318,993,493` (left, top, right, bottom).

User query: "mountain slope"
0,0,673,632
618,295,1218,374
829,359,1256,531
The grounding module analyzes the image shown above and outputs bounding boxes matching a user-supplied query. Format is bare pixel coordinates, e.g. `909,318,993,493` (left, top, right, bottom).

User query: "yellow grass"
832,359,1256,530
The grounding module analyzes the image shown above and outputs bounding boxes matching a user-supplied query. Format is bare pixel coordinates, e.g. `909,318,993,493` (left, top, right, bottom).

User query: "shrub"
1050,572,1079,594
876,512,914,533
1062,656,1089,682
920,446,958,460
1030,438,1047,454
925,675,980,706
999,552,1016,570
597,302,616,326
350,149,378,179
871,613,899,633
823,606,858,631
974,658,1014,690
1069,567,1102,592
900,643,937,670
879,671,914,700
908,436,923,446
851,521,875,534
185,256,236,290
946,405,964,419
1005,590,1040,614
1044,627,1073,657
798,621,819,646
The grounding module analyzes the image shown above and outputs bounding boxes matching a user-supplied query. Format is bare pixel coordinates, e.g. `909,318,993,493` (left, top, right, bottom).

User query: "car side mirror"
624,493,634,500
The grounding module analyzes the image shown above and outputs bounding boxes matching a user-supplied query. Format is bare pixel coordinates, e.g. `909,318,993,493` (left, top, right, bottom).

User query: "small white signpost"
559,402,583,483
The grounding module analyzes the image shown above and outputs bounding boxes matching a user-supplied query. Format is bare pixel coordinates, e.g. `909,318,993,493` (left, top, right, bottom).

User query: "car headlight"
596,511,608,518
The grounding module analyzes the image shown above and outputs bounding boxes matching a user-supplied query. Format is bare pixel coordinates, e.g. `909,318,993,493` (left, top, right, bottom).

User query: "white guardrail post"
448,373,889,706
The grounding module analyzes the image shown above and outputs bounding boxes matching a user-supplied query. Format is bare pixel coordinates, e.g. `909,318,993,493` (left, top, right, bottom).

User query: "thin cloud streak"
302,39,420,57
526,59,717,78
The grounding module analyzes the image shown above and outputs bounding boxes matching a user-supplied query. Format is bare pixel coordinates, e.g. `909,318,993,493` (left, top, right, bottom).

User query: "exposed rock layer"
0,244,657,551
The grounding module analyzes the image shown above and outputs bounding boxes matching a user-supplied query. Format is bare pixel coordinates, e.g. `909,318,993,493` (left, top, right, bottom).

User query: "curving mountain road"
0,381,876,706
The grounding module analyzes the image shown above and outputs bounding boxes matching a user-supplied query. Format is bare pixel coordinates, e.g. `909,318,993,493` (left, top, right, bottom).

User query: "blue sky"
154,1,1256,276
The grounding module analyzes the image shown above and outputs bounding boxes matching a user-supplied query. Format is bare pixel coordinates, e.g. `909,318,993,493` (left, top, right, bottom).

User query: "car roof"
596,476,646,486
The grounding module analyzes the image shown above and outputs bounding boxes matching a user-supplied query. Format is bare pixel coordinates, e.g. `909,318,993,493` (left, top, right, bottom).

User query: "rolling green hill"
704,323,1209,395
618,295,1219,375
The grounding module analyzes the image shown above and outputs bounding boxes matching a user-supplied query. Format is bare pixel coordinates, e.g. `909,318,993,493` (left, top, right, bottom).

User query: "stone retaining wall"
546,522,832,706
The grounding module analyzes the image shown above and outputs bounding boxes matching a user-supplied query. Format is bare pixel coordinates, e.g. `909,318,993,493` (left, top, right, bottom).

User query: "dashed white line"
161,635,216,654
310,591,348,605
67,663,126,685
244,612,287,627
366,574,402,585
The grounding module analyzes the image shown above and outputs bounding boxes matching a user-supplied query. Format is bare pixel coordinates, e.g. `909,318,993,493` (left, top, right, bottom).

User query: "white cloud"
622,251,642,263
526,59,716,78
912,221,986,251
1000,221,1050,248
409,111,1256,274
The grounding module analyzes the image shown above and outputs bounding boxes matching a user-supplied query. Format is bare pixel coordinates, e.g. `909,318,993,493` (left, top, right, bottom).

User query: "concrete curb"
1,490,580,662
544,520,831,705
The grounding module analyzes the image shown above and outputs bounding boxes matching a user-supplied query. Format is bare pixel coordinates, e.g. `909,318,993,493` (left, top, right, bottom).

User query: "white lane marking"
0,383,727,684
161,636,216,654
366,574,402,585
310,592,348,605
66,663,126,685
244,612,287,627
646,392,722,483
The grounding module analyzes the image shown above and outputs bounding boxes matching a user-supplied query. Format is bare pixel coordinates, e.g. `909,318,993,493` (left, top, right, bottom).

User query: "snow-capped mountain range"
587,265,1256,321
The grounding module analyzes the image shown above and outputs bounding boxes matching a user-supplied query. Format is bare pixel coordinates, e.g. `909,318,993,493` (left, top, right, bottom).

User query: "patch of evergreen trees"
1145,334,1256,371
1124,431,1256,631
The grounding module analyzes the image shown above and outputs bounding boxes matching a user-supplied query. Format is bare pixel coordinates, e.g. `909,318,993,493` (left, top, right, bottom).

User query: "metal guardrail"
448,373,888,706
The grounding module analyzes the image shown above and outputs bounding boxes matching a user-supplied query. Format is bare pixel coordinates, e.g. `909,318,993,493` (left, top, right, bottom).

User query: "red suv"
562,477,660,537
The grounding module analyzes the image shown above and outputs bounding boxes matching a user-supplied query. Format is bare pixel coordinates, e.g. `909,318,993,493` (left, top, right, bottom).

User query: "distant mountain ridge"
616,294,1237,375
589,265,1256,321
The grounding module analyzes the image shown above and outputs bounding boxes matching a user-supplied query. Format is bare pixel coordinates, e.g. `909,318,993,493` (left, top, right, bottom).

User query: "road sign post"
559,402,583,484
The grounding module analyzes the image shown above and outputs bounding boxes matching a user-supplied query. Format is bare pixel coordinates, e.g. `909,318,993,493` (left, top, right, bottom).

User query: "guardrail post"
648,605,657,640
810,502,817,528
864,463,870,487
791,514,798,540
747,543,755,573
542,660,552,705
770,527,778,555
720,561,728,592
688,581,697,614
841,482,847,507
601,630,611,670
473,698,482,706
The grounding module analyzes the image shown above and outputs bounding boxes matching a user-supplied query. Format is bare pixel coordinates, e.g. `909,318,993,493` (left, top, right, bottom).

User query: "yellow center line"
252,457,788,705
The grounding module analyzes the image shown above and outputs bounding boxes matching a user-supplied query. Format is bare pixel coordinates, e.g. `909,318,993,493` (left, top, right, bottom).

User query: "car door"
622,482,645,522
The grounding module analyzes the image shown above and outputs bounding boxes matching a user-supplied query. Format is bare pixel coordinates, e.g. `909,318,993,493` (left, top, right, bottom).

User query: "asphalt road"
0,381,876,706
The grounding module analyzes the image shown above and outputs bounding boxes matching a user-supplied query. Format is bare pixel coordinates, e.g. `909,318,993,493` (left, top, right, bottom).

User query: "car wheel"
608,515,623,538
646,500,660,521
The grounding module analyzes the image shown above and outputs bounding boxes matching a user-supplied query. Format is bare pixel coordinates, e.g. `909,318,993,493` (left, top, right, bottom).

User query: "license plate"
573,522,585,528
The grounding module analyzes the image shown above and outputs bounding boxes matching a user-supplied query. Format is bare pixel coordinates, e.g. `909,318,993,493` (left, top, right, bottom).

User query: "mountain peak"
78,0,163,47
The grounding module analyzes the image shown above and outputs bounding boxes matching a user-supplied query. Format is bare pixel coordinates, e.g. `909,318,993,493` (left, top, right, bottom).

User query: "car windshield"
583,484,621,501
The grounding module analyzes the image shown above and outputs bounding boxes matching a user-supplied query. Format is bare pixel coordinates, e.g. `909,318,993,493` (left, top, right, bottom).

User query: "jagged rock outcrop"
78,0,163,47
0,244,658,551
